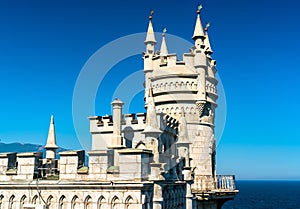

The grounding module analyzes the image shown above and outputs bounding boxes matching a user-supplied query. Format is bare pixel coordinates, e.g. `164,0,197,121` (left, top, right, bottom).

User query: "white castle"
0,6,238,209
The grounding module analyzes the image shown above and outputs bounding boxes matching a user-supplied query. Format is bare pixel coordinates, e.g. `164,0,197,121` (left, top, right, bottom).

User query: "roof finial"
205,22,211,32
162,27,167,36
149,9,154,20
50,114,54,124
197,3,203,14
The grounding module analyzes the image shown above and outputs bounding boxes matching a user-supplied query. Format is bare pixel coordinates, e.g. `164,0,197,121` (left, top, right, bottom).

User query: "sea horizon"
223,180,300,209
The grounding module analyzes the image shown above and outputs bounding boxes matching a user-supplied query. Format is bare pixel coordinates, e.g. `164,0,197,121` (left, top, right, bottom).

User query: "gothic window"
125,196,134,209
46,195,54,209
97,196,106,209
111,196,120,209
71,195,79,209
8,195,15,209
20,195,26,209
84,195,92,209
32,195,38,204
58,195,66,209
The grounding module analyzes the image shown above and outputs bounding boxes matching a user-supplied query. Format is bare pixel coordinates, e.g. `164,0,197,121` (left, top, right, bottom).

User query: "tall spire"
143,87,162,134
204,23,213,55
160,27,168,56
192,4,205,49
192,4,205,40
45,115,58,149
144,10,157,54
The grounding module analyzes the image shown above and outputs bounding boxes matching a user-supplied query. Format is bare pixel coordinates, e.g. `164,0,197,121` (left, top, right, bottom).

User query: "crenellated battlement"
89,113,147,134
0,152,42,181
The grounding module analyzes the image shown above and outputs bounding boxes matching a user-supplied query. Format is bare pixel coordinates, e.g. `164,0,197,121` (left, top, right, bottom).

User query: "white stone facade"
0,6,237,209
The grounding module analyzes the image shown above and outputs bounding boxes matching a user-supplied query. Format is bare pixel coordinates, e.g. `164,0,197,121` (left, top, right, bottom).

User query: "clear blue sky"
0,0,299,180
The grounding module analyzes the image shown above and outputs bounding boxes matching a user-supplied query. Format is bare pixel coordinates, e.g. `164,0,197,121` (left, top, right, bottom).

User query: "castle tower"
144,10,157,108
45,115,58,160
142,3,219,191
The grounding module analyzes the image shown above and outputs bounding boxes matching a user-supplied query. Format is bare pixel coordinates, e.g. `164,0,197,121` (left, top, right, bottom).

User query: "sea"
222,181,300,209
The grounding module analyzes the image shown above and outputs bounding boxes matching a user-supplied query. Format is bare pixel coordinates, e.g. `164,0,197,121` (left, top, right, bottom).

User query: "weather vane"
162,27,167,35
197,4,203,14
149,9,154,19
205,22,211,31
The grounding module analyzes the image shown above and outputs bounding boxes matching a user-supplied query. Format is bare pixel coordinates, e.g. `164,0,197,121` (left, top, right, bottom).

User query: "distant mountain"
0,142,68,158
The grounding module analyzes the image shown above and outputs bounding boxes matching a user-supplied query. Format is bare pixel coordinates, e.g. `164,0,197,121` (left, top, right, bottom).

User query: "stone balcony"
215,175,236,191
192,175,239,203
192,175,237,193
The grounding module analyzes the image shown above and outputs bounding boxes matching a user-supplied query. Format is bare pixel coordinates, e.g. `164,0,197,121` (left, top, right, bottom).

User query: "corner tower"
142,5,237,208
143,5,218,176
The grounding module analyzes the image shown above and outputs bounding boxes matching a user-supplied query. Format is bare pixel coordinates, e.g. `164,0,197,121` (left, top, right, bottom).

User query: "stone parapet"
87,150,108,180
16,152,42,181
59,150,86,180
0,152,17,181
89,113,146,134
118,149,152,181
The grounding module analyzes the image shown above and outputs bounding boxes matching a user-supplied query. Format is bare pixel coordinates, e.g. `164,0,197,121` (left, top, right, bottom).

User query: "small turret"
45,115,58,160
160,27,168,56
192,4,205,49
142,86,162,163
204,23,213,56
144,10,157,55
111,98,124,147
143,87,161,134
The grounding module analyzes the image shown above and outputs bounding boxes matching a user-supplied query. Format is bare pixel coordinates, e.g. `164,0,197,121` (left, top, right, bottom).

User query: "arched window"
46,195,53,209
84,195,92,209
125,196,134,209
32,195,38,204
71,195,79,209
58,195,66,209
97,196,106,209
111,196,120,209
8,195,15,209
20,195,26,209
0,195,4,209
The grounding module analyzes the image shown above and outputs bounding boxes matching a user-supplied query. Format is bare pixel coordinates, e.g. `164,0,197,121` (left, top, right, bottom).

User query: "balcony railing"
215,175,236,191
192,175,236,192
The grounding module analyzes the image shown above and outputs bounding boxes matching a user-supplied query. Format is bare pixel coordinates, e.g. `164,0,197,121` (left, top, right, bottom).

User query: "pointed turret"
204,23,213,55
143,86,162,164
144,10,157,55
45,115,58,159
143,87,162,134
192,4,205,48
160,28,168,56
45,115,58,149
